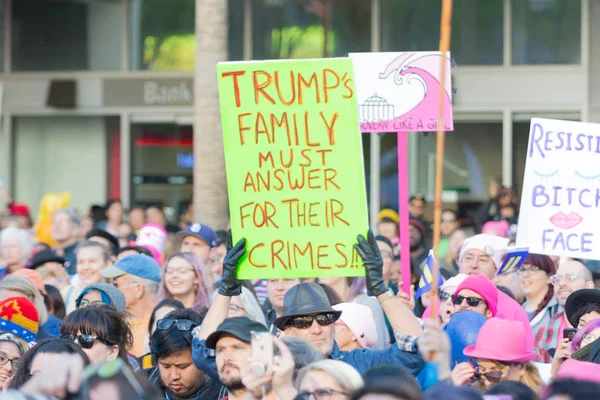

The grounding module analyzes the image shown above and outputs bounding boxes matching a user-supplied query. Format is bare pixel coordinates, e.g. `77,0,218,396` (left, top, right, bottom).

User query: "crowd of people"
0,188,598,400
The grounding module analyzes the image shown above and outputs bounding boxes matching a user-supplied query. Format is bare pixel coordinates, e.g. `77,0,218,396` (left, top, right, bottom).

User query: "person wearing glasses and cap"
100,254,161,357
149,308,224,400
192,231,424,378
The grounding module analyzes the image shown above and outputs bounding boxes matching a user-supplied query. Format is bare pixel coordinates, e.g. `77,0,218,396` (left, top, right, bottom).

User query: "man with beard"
535,261,594,362
409,218,429,270
203,317,269,400
149,308,224,400
192,232,424,376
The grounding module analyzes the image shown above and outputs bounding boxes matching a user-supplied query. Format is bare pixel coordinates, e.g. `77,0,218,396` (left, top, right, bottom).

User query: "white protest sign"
516,118,600,259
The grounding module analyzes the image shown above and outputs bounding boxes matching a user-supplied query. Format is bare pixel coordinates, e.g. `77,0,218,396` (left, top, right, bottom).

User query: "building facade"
0,0,596,227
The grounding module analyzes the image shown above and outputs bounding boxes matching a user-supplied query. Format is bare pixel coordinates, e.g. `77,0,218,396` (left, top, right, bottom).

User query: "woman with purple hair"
571,318,600,355
158,252,211,312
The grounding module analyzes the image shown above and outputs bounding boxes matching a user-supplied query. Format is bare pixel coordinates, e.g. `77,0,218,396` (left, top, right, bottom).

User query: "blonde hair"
474,360,543,393
296,360,363,393
0,275,49,324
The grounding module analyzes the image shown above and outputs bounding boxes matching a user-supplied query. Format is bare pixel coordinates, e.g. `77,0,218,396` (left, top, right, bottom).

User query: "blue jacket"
191,337,424,381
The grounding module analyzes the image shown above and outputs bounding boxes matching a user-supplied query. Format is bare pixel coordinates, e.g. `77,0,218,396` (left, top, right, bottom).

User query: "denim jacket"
191,333,424,381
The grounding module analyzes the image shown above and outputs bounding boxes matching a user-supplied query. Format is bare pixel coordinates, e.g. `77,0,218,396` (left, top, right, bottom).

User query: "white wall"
13,116,107,214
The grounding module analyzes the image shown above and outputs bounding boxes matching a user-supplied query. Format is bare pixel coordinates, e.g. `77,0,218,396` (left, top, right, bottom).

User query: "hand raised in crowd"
240,337,297,400
19,353,84,398
551,338,572,379
451,362,476,386
397,284,415,312
418,319,451,381
355,230,387,297
218,230,246,297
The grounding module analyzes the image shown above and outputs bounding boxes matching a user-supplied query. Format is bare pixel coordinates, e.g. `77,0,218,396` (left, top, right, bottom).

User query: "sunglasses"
451,295,487,307
285,313,336,329
438,291,452,301
474,365,509,384
157,318,197,331
61,333,114,349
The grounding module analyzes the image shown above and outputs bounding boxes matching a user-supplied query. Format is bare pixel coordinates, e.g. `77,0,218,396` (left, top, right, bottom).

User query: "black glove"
218,230,246,296
354,230,387,297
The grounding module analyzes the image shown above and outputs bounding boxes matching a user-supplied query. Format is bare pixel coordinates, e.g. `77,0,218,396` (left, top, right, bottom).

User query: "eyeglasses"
380,250,393,259
550,273,579,286
156,318,197,331
451,295,487,308
441,219,456,223
297,389,348,400
0,351,19,368
165,267,195,276
517,265,542,276
61,333,114,349
113,280,139,289
285,313,336,329
78,299,105,308
582,334,599,346
79,358,145,399
474,365,509,384
438,291,452,301
229,304,245,313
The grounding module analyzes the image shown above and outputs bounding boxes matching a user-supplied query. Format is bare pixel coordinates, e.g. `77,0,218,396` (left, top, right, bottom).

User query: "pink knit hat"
463,318,535,362
454,275,498,317
135,223,167,263
332,303,377,349
557,359,600,384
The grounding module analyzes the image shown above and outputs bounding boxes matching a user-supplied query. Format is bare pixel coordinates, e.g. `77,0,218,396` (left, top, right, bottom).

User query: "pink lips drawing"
549,212,583,229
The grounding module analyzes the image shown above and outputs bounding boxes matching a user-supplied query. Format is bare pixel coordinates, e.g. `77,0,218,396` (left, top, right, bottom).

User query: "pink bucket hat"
557,359,600,384
332,303,377,349
454,275,498,317
463,318,534,362
135,223,167,263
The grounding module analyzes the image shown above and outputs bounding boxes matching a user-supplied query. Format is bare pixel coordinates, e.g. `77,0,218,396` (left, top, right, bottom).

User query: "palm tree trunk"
193,0,230,229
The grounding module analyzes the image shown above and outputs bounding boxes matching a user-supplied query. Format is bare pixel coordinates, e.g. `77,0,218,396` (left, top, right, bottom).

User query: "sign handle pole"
430,0,453,319
397,131,411,296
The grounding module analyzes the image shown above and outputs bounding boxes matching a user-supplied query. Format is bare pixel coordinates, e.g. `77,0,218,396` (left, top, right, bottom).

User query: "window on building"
253,0,371,60
512,0,581,65
130,122,193,219
12,116,117,212
12,0,122,71
381,0,503,65
129,0,195,71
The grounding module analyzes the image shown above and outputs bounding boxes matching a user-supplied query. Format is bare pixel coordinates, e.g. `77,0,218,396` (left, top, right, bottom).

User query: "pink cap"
135,223,167,263
463,318,534,362
332,303,377,348
455,275,498,317
482,220,510,238
557,359,600,384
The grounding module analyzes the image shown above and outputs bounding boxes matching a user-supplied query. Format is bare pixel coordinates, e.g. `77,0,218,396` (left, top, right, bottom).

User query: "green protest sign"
218,58,369,279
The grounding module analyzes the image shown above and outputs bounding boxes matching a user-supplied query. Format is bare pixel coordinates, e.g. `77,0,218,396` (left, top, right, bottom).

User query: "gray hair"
138,277,159,298
0,275,48,325
0,228,33,263
296,360,363,392
53,207,80,227
279,336,324,380
240,286,267,327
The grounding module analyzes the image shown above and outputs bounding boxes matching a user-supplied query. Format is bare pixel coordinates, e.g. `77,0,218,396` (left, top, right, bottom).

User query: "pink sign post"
350,52,454,295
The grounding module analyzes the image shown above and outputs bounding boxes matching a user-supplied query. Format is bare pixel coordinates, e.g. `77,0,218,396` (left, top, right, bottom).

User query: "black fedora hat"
565,289,600,327
29,249,65,270
274,283,342,330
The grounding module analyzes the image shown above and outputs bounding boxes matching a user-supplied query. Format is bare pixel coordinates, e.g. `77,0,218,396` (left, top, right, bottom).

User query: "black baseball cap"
205,317,268,349
86,229,119,254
